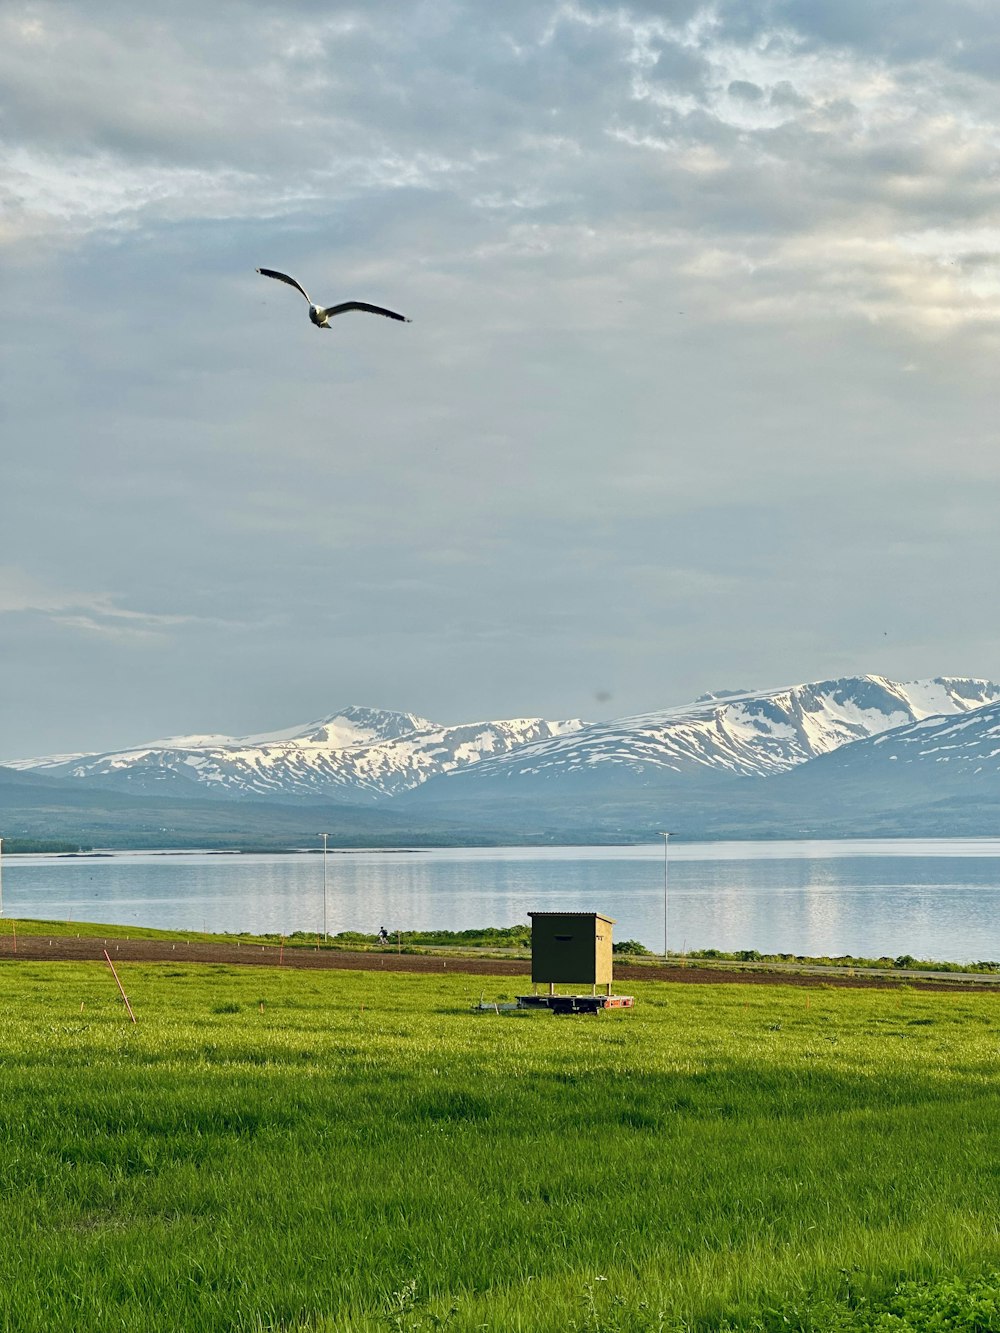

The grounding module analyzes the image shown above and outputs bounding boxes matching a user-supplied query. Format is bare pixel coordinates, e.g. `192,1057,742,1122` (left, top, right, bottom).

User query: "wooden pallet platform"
516,993,634,1015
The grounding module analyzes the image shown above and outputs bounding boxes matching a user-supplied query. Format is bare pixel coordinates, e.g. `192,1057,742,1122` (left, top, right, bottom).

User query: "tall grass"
0,962,996,1331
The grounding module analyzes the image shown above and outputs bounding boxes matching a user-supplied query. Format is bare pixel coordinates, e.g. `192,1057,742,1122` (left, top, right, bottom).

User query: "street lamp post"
659,832,673,962
319,833,329,940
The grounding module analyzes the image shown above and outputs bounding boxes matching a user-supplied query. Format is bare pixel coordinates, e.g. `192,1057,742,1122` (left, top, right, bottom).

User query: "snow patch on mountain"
144,706,435,752
3,751,93,771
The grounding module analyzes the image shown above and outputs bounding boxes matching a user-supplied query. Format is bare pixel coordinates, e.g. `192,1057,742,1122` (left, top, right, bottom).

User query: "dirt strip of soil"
1,934,996,991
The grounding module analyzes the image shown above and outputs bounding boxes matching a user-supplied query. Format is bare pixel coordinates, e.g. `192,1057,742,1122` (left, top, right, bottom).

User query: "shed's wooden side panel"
594,921,613,985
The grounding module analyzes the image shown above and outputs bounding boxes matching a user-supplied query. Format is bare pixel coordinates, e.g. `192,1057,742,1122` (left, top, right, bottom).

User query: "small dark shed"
529,911,615,993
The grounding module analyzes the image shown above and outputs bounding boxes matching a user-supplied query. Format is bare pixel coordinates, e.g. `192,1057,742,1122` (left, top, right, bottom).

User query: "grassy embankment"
0,956,998,1331
1,917,534,957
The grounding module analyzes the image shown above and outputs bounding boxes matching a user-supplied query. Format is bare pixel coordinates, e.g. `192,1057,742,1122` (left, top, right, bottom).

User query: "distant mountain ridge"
6,705,583,804
6,678,1000,841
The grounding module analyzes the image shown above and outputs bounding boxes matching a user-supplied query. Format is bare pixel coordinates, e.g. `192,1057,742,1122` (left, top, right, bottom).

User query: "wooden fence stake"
103,949,137,1024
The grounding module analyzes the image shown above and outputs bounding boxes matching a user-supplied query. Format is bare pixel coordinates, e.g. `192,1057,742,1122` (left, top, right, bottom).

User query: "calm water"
2,839,1000,961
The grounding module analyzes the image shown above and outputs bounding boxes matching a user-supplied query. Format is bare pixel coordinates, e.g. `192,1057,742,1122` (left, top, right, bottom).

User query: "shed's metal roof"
528,911,616,923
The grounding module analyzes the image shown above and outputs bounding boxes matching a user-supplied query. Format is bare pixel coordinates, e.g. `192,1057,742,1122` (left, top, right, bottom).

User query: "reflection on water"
1,839,999,962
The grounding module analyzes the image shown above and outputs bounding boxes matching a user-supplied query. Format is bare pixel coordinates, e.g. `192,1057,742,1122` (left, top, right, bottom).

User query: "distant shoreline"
31,847,430,858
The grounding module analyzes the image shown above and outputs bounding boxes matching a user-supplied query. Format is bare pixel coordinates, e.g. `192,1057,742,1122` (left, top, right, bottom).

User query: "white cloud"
0,567,223,641
5,0,1000,341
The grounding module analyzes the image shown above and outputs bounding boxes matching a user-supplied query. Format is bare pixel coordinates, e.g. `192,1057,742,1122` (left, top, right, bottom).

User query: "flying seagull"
256,268,411,328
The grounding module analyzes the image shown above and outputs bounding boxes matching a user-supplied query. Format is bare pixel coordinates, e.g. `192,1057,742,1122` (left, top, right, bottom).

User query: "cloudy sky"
4,0,1000,756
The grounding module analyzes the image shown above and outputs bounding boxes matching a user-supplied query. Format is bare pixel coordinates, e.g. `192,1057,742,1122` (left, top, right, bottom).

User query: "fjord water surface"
3,839,999,961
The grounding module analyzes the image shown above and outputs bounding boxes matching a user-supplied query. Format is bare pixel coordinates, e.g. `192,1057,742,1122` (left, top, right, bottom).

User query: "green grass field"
0,959,997,1332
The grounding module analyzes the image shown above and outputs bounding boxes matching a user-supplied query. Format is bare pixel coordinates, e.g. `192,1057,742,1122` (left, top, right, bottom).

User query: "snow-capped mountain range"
6,676,1000,810
402,674,1000,800
4,706,583,804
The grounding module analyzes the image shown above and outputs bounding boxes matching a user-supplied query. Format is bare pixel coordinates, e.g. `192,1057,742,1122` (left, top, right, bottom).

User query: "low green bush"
780,1271,1000,1332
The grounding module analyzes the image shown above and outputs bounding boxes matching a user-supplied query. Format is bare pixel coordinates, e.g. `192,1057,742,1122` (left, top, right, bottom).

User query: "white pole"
320,833,329,940
0,836,3,918
660,831,672,962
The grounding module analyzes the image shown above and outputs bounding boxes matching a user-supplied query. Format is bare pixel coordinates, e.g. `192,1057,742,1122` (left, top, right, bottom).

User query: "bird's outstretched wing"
257,268,311,302
320,301,411,322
